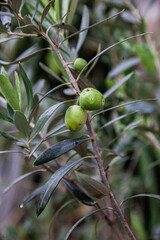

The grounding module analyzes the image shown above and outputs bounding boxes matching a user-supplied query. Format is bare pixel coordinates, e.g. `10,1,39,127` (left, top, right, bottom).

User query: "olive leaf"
0,132,18,142
74,5,89,58
15,71,21,110
41,0,55,24
0,48,51,66
104,72,133,99
19,64,33,118
36,157,88,216
14,111,29,138
30,101,64,141
64,179,96,206
20,186,44,208
0,74,20,111
34,137,90,165
76,172,109,199
0,111,14,123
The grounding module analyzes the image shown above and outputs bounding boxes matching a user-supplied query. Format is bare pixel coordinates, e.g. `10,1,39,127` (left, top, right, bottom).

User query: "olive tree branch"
38,31,136,240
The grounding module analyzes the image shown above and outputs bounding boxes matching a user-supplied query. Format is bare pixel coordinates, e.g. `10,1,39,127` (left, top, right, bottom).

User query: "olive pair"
65,88,104,131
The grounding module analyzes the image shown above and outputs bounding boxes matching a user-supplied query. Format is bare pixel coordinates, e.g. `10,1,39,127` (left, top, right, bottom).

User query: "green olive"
79,88,104,111
74,58,87,72
65,105,87,131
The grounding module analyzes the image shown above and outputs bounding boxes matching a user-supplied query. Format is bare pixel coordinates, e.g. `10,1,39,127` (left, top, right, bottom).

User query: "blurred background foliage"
0,0,160,239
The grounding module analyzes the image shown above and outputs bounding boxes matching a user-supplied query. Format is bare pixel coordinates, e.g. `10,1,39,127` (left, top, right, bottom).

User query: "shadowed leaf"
64,179,96,206
76,172,108,199
34,137,90,165
20,186,45,208
36,157,89,215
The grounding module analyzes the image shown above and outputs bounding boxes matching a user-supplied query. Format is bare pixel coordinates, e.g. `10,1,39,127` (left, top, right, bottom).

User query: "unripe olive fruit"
79,88,104,111
65,105,87,131
74,58,87,71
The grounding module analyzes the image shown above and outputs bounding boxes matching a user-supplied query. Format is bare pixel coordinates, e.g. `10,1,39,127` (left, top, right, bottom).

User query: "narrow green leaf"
41,0,55,24
76,172,109,199
64,207,113,240
61,0,70,21
20,186,44,208
15,71,21,110
55,0,60,22
74,5,89,58
51,51,69,81
7,103,14,119
19,64,33,117
100,111,137,130
121,194,160,207
36,156,89,215
34,137,90,165
0,48,51,65
0,74,20,111
67,0,78,25
30,99,74,141
136,44,157,75
0,131,18,142
1,66,9,78
107,57,140,78
30,102,62,141
14,111,29,138
0,111,14,123
104,73,133,99
4,169,46,193
64,179,96,206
